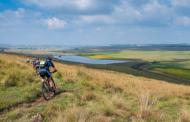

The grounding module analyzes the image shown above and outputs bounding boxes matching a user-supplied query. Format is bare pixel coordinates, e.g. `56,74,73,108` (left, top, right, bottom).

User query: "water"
53,55,128,64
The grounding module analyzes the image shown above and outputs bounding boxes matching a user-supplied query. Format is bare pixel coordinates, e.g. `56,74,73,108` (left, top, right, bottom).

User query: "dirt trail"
0,87,68,118
0,60,68,117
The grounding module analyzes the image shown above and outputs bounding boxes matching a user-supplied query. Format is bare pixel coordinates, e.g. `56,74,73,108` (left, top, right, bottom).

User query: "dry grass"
1,53,190,121
177,108,190,122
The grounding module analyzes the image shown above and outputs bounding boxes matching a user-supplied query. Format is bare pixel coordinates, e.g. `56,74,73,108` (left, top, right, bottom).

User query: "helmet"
48,57,52,61
46,57,50,60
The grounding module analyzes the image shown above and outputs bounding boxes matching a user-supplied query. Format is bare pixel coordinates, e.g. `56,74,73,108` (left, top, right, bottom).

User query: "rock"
29,113,44,122
37,113,44,121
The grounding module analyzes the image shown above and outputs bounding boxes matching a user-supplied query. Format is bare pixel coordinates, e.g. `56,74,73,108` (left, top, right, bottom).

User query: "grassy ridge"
1,53,190,121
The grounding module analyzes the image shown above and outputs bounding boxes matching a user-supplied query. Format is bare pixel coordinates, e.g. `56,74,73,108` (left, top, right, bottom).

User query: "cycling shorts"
39,69,51,78
36,65,39,68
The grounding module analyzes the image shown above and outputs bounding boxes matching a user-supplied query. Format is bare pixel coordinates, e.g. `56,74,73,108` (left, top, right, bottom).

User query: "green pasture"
74,50,190,61
152,67,190,80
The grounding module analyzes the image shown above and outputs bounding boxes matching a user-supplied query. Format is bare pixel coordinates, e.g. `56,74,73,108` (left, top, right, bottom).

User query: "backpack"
40,60,48,68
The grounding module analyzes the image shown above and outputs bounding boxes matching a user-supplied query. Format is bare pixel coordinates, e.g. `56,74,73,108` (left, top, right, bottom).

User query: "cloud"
0,8,44,28
173,15,190,26
42,17,67,29
19,0,120,15
73,0,172,27
171,0,190,8
95,27,102,31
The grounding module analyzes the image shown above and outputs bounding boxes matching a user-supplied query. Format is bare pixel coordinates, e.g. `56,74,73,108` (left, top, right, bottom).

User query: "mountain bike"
41,71,56,100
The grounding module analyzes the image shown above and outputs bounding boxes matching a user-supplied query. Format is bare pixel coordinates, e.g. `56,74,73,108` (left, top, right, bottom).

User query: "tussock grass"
2,53,190,122
81,91,100,101
0,53,40,112
140,92,154,121
178,108,190,122
6,110,22,121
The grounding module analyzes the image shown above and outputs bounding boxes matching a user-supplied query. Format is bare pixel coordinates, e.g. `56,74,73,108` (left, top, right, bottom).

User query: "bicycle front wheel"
41,82,50,100
51,77,56,94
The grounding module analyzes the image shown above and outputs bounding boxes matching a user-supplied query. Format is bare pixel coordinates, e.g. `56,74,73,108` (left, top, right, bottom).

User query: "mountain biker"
39,57,57,92
31,58,36,65
27,58,30,63
35,58,40,74
31,58,36,69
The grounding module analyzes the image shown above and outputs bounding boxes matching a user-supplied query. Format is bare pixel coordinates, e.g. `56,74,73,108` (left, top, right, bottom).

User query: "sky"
0,0,190,45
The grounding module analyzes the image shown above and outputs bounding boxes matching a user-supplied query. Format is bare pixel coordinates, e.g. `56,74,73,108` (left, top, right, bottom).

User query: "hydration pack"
40,60,47,68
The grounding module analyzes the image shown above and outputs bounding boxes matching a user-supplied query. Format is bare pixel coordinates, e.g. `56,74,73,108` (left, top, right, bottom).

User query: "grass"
0,53,41,112
74,52,128,60
152,67,190,80
74,50,190,61
2,52,190,121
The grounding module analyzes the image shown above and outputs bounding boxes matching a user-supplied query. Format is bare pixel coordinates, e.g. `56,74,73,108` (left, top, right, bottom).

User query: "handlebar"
50,70,57,74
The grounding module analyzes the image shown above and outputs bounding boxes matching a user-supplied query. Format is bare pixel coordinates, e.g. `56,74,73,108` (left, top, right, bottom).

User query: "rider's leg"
48,77,53,87
41,77,45,82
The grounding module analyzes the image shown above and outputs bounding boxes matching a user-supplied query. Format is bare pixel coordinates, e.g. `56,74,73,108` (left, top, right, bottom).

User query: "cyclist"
31,58,36,69
35,58,40,74
39,57,57,92
27,58,30,63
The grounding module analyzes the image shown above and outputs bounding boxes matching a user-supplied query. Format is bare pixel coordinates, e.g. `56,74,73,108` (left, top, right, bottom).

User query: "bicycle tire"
41,82,50,100
51,77,56,94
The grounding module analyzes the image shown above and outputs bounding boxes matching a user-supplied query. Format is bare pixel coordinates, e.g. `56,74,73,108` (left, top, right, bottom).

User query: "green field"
74,50,190,61
73,50,190,83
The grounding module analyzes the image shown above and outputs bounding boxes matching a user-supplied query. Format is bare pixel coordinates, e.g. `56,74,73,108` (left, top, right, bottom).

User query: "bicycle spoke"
42,82,50,100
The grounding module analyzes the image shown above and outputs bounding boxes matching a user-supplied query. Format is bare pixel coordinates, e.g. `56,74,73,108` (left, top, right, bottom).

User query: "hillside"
0,53,190,122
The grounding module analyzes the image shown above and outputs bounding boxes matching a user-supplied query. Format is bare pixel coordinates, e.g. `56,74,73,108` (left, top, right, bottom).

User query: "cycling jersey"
27,59,30,62
35,60,40,67
32,60,36,64
45,61,55,71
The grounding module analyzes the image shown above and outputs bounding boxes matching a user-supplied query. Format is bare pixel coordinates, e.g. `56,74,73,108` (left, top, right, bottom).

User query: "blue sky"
0,0,190,45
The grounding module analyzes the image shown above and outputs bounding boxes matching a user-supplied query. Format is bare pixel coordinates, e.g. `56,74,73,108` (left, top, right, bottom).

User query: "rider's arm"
50,62,57,71
53,67,57,71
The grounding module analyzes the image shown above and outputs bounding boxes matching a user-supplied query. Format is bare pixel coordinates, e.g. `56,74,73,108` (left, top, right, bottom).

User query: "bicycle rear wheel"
41,82,50,100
